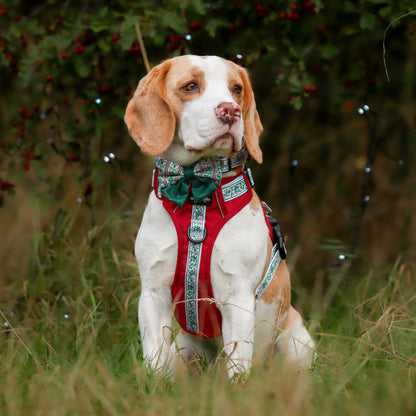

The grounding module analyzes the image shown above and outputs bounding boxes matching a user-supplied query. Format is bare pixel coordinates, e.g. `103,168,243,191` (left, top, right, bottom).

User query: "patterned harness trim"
255,244,282,301
184,204,206,333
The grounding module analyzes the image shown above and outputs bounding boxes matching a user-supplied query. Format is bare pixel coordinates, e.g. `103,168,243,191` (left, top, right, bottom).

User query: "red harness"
153,168,273,338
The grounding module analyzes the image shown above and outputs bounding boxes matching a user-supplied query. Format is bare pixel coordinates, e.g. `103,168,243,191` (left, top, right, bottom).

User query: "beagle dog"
125,55,314,380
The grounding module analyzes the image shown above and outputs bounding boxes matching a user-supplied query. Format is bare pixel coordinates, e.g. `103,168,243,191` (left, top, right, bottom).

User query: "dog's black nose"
215,102,241,126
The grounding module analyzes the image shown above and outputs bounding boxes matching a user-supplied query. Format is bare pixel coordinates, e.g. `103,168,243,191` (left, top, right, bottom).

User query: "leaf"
98,37,111,53
190,0,207,15
319,43,338,60
73,57,90,78
360,13,377,30
379,6,393,18
206,17,228,37
289,73,301,88
290,95,303,110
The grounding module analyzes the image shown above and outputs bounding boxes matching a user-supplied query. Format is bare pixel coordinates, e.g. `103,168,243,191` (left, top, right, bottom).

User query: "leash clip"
265,213,287,260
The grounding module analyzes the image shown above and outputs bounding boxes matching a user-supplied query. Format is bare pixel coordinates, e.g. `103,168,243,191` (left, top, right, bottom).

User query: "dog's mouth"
185,133,239,155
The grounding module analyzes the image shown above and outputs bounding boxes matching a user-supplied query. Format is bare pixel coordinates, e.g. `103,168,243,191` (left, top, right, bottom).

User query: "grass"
1,200,416,415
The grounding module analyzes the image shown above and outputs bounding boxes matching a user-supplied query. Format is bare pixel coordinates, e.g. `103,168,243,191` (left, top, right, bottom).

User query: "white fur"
132,56,315,379
162,56,244,166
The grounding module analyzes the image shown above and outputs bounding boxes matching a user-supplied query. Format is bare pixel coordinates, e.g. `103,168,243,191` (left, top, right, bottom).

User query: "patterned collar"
154,148,249,206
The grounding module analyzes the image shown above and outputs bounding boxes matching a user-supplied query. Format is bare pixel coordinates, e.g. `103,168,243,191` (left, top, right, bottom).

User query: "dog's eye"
182,82,199,92
232,85,242,95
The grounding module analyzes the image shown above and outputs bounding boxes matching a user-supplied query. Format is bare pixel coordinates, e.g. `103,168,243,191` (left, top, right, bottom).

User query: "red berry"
61,51,68,58
409,28,414,35
314,64,322,72
256,4,266,18
23,160,31,170
129,41,140,53
17,128,25,137
25,112,33,120
73,45,85,54
189,22,201,30
279,12,286,19
69,153,78,161
46,74,53,82
111,34,119,42
99,85,111,94
56,17,64,26
0,8,7,16
19,107,26,116
310,85,317,93
291,4,298,11
303,86,311,93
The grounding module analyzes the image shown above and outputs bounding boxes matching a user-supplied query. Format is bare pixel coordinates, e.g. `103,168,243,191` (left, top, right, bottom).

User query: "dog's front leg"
138,286,173,373
136,194,177,374
220,295,256,381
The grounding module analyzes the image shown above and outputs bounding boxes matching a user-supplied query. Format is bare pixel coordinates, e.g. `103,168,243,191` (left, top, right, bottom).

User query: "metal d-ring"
187,226,207,244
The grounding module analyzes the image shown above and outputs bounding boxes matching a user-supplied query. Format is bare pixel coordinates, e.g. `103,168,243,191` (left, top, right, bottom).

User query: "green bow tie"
155,157,223,206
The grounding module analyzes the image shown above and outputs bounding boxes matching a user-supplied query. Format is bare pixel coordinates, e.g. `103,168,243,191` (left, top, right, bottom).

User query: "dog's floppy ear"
124,60,175,157
238,67,263,164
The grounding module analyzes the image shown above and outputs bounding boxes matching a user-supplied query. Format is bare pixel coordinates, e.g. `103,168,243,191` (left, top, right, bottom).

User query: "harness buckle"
266,214,287,260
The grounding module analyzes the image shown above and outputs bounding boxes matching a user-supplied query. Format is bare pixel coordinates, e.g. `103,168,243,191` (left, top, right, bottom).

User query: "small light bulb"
236,54,243,59
363,104,370,111
365,166,371,173
95,98,102,105
358,108,364,115
109,152,115,159
185,34,191,41
77,197,83,203
338,254,346,261
103,155,110,163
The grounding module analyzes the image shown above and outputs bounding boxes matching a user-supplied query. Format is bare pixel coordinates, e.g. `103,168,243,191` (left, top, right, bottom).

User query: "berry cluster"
1,181,15,191
21,151,35,171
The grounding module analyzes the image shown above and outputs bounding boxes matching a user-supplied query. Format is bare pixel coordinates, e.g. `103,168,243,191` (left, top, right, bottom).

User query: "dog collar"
153,148,249,206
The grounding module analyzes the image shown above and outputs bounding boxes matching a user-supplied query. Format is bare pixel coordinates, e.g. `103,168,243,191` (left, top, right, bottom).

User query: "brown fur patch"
248,190,263,215
260,260,291,312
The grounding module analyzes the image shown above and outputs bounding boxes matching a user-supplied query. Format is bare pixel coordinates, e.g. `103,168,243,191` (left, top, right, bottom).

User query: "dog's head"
125,55,263,165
